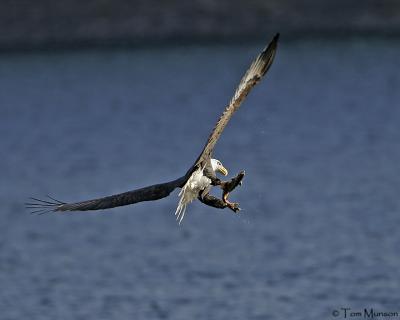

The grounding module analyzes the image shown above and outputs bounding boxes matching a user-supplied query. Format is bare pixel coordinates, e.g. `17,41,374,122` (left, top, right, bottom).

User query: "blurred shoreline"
1,30,399,55
1,0,400,52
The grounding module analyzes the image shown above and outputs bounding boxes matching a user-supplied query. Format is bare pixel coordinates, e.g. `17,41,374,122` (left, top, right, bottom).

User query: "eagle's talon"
227,202,240,213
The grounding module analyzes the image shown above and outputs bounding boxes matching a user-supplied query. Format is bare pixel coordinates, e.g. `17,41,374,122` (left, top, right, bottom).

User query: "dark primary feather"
26,176,187,213
194,33,279,167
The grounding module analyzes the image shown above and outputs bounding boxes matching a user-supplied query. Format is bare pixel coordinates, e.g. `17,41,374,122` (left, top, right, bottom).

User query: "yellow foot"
227,201,241,213
223,184,242,213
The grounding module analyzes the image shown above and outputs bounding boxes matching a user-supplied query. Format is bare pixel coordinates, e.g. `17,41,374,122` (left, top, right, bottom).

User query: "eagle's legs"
200,170,245,213
220,170,245,209
220,170,245,192
210,170,245,189
198,193,228,209
198,192,240,213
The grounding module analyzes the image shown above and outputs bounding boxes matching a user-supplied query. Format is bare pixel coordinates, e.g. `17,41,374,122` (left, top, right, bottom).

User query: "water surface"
1,38,400,319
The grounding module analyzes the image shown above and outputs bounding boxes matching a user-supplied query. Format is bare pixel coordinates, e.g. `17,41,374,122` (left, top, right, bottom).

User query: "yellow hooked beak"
218,165,228,176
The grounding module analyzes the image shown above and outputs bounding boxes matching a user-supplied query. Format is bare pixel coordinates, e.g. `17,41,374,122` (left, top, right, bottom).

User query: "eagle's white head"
211,159,228,176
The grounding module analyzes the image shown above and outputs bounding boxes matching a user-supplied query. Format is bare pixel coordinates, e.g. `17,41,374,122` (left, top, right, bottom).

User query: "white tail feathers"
175,167,211,224
175,196,187,225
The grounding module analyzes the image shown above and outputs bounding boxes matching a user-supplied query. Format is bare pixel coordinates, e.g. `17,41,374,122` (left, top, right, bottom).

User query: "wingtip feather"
25,195,65,214
263,33,279,54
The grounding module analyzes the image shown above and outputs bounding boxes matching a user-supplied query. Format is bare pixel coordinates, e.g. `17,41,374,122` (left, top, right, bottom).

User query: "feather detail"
194,33,279,166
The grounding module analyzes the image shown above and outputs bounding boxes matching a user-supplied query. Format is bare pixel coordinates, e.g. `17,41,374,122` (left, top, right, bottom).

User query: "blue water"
1,38,400,319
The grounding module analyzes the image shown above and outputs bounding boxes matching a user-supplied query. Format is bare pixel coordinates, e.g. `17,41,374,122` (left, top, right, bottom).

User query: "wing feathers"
26,176,187,213
195,33,279,165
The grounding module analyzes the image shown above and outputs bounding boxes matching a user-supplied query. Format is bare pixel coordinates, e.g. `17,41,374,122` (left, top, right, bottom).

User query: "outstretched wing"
195,33,279,167
26,176,187,214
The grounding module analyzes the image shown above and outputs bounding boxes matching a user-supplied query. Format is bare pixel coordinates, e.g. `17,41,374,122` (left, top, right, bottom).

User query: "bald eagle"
26,33,279,224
